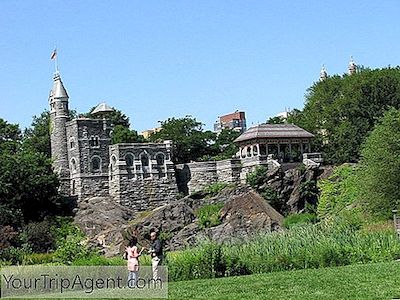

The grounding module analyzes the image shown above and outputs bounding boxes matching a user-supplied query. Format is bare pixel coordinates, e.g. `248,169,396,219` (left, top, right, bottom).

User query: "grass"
166,223,400,281
166,261,400,300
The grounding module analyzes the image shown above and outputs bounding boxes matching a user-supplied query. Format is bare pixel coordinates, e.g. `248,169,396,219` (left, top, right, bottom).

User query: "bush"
23,253,55,265
246,166,269,189
196,203,224,229
52,218,92,264
283,213,318,229
21,220,55,253
203,182,230,196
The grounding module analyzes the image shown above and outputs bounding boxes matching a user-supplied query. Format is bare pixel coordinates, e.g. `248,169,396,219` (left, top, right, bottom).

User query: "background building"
214,110,246,133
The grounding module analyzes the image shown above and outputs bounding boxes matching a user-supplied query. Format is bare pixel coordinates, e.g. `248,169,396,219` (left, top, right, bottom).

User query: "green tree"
111,125,145,144
266,116,285,124
0,118,21,154
290,67,400,164
23,111,51,157
150,117,216,163
0,118,60,227
358,108,400,218
84,106,130,128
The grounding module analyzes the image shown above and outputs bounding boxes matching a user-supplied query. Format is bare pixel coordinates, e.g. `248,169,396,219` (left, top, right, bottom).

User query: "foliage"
23,110,52,157
318,164,360,219
203,182,230,196
358,108,400,218
166,223,400,281
0,149,60,225
0,225,18,250
52,219,92,264
22,252,55,265
0,118,21,154
84,106,130,128
111,124,145,144
283,213,318,229
150,118,240,163
20,220,56,253
196,203,224,229
246,166,269,189
289,67,400,164
299,180,320,213
266,116,285,124
149,117,216,163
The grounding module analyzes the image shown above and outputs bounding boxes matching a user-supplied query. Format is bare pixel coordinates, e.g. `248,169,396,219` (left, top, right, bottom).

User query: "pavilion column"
289,143,293,162
300,143,304,161
308,142,311,153
277,143,281,161
256,144,260,156
266,144,269,156
251,145,254,157
239,146,243,158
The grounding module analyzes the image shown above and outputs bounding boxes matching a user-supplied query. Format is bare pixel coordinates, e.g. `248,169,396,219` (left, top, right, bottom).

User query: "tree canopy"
357,108,400,218
149,117,240,163
0,118,60,228
289,67,400,164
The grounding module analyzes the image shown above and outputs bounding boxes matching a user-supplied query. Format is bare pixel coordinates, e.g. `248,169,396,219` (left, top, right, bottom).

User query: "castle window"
70,158,77,173
156,153,165,165
125,153,134,167
140,153,149,167
69,138,76,149
89,136,100,147
91,156,101,172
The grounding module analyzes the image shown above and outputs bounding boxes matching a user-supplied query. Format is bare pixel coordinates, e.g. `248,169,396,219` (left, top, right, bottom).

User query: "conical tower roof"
51,73,69,98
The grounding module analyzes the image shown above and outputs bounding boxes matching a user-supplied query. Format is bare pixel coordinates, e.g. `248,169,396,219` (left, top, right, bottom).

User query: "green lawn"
167,261,400,300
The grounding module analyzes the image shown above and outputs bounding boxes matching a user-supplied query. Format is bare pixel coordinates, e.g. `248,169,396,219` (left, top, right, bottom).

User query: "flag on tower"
51,49,57,60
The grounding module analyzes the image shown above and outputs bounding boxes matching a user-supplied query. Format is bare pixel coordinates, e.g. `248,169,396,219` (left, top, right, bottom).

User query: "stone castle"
49,72,319,213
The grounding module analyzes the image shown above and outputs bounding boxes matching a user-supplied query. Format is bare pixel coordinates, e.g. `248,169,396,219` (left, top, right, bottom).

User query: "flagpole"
55,48,59,73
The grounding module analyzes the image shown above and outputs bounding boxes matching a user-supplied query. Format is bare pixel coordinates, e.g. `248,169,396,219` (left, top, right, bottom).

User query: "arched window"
69,137,76,150
156,153,165,166
91,156,101,172
70,158,77,173
246,147,251,157
253,145,258,156
140,153,149,167
125,153,134,167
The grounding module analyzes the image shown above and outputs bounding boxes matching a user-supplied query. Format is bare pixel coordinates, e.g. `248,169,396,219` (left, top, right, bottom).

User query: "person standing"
125,237,144,288
148,231,163,280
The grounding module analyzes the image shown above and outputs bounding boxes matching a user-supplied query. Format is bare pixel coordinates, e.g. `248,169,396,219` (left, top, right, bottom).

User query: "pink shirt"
126,246,140,271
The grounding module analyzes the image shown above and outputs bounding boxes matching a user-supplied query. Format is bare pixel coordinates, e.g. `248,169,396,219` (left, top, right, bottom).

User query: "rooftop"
234,124,314,143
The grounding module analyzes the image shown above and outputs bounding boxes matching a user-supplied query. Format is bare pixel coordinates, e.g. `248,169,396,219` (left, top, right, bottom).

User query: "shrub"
21,220,55,253
23,253,55,265
203,182,230,196
246,166,269,189
283,213,318,229
196,203,224,229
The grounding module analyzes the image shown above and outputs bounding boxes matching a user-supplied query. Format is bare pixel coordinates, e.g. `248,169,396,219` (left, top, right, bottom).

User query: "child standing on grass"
125,237,145,288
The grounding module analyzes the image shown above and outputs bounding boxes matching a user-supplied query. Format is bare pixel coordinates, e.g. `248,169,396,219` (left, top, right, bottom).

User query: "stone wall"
109,142,178,212
175,156,279,194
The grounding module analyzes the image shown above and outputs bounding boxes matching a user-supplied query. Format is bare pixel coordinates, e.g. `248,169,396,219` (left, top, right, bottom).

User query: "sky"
0,1,399,132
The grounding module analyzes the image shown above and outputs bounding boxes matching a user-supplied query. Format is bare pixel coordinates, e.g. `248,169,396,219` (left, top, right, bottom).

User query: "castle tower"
348,56,357,75
49,72,70,194
320,65,328,81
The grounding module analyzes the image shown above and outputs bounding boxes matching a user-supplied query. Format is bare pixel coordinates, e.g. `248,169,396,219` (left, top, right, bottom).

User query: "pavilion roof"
234,124,314,143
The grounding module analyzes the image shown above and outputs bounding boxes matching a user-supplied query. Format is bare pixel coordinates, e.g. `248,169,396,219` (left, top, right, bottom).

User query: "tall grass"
166,224,400,281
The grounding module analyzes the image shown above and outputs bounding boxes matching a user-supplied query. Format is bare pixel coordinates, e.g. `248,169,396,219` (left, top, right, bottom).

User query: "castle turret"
320,65,328,81
49,72,70,194
348,56,357,75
